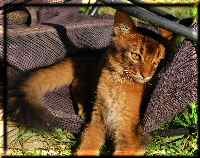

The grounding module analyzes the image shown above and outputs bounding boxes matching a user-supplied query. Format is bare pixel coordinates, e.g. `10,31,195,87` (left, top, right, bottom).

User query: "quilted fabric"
0,13,113,71
1,26,67,70
142,24,198,133
42,85,83,133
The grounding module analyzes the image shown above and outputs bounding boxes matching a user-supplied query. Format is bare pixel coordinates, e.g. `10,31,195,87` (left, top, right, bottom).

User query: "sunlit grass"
146,103,198,156
7,127,76,156
4,102,198,156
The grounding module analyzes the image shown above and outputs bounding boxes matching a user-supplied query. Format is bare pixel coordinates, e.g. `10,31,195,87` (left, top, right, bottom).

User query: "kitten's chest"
100,83,143,109
98,77,144,114
98,81,144,131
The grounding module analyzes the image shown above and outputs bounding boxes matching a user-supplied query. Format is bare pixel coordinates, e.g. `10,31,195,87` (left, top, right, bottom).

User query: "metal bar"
100,0,198,41
152,126,198,137
128,0,179,21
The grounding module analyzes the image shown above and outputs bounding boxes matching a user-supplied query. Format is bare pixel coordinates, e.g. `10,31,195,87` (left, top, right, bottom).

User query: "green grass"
146,134,198,156
80,0,198,20
146,102,198,156
7,127,76,156
3,102,198,156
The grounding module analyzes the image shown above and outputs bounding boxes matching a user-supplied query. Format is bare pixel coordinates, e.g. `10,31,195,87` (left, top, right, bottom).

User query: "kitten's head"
112,11,173,84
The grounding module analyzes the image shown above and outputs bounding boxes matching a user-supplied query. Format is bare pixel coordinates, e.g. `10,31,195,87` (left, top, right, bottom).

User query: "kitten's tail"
18,58,75,110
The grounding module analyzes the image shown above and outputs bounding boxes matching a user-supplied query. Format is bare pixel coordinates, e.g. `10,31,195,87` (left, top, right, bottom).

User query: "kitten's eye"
131,53,140,60
129,52,141,63
119,24,130,34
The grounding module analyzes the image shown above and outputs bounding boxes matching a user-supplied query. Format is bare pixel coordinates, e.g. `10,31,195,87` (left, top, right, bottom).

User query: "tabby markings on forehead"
118,24,130,34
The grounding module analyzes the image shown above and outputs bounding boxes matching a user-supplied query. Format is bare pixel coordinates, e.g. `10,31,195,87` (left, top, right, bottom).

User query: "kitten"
76,11,172,156
12,10,172,156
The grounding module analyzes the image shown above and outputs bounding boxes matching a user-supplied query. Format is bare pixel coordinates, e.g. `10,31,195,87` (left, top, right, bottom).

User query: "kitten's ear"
113,10,136,36
159,28,173,40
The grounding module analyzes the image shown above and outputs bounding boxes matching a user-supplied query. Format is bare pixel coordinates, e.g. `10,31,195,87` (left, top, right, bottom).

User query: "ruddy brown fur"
21,58,75,111
76,11,172,156
17,10,172,156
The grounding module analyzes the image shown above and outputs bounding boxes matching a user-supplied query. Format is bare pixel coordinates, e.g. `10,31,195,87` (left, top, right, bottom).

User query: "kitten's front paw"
75,149,100,156
78,103,85,119
113,147,145,156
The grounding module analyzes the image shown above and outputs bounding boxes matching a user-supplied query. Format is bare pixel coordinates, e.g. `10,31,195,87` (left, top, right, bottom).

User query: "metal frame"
100,0,198,41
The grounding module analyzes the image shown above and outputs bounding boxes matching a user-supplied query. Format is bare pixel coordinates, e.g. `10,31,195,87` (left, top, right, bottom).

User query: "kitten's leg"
21,58,75,111
113,121,145,156
76,105,106,156
78,103,85,119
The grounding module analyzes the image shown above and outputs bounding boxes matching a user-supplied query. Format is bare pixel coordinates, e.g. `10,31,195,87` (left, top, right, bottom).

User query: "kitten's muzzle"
134,75,152,84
